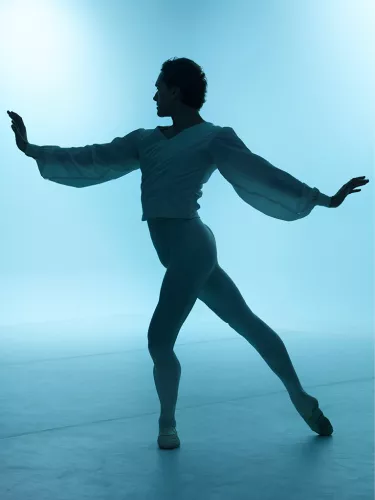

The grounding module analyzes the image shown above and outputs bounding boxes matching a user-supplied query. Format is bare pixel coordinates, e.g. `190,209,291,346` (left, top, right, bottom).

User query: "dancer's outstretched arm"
210,126,369,221
7,110,142,188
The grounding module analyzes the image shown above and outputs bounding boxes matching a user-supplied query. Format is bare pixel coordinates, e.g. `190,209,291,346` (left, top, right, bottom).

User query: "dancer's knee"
148,340,175,362
228,307,258,339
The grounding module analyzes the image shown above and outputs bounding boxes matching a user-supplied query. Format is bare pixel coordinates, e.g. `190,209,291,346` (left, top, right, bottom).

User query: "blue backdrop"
0,0,373,335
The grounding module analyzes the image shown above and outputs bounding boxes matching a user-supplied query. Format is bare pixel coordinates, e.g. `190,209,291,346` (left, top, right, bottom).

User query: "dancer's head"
154,57,207,121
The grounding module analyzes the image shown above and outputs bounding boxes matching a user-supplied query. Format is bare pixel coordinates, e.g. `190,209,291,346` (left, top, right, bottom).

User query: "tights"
146,217,304,429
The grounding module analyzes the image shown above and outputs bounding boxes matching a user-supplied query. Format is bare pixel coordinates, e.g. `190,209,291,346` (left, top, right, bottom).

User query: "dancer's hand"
7,110,29,153
330,176,370,208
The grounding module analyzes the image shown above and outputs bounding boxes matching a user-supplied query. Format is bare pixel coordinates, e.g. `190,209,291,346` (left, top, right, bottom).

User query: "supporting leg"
148,236,217,438
152,351,181,429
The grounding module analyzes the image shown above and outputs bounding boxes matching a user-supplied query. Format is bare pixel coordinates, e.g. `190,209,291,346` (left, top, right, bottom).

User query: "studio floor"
0,315,373,500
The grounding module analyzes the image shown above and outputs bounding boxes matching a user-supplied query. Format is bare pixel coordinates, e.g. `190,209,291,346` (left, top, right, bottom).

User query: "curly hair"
160,57,207,111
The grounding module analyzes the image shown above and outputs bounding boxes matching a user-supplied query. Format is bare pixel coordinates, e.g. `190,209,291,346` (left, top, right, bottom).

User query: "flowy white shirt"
24,121,331,222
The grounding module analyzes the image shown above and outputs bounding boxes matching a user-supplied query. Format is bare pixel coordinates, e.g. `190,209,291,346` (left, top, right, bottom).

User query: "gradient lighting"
0,1,373,498
0,1,372,331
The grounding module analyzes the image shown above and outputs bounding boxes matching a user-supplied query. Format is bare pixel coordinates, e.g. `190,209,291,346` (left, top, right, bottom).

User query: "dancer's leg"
147,219,217,429
199,263,304,395
198,262,333,435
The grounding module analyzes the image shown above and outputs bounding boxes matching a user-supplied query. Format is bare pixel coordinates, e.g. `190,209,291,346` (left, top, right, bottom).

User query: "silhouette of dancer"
8,57,369,449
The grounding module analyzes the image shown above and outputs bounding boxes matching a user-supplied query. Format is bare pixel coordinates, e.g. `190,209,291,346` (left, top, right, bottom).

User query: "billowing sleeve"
209,127,331,221
24,128,144,188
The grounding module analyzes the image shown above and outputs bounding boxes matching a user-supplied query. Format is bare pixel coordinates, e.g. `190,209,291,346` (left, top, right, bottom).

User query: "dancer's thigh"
198,262,253,333
147,218,218,351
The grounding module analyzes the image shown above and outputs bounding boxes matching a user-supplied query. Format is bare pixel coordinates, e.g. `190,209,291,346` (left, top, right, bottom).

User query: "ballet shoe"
291,392,334,436
158,427,181,449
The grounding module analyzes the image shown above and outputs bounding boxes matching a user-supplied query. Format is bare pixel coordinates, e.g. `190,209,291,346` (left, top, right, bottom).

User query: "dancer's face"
153,73,181,118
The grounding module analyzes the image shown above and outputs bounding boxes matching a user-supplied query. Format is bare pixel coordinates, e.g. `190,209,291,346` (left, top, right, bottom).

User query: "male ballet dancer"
7,59,369,450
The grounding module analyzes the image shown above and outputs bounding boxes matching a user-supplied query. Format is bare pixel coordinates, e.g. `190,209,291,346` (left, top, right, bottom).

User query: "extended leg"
198,263,333,436
199,263,304,395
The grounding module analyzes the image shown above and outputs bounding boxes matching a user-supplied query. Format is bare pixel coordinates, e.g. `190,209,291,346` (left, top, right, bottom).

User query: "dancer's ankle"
287,384,305,398
159,416,176,429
